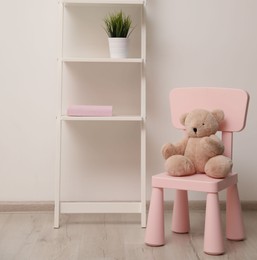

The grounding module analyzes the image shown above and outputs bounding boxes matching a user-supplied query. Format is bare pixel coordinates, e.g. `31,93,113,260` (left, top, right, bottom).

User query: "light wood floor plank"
0,210,256,259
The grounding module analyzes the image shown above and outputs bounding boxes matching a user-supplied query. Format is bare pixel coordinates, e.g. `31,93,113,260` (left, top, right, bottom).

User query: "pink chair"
145,87,249,255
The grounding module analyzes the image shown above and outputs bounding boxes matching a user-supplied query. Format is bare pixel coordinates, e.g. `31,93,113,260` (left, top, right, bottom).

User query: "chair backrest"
169,87,249,158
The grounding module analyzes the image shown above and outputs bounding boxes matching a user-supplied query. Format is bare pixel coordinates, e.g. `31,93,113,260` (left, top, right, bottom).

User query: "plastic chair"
145,87,249,255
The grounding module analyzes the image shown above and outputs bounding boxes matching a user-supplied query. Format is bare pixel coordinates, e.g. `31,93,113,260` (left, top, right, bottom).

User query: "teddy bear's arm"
201,135,224,157
161,138,188,159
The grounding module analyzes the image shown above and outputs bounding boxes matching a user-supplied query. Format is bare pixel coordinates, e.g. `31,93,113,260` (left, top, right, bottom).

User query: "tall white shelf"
55,0,146,228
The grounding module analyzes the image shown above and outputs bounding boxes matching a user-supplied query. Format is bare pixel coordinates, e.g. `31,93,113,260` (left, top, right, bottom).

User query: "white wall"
0,1,57,201
0,0,256,202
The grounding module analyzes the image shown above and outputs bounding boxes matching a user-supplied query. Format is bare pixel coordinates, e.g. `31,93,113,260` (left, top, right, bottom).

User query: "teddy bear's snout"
193,127,197,133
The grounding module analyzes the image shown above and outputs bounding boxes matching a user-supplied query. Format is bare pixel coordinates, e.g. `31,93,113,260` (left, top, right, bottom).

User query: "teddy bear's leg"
205,155,232,179
165,155,195,177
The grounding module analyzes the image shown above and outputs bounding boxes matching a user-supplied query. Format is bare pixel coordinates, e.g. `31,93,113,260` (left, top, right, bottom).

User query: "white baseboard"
0,201,54,212
0,201,256,212
163,200,257,211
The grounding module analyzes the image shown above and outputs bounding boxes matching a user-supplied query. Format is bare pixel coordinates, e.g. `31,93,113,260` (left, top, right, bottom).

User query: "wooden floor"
0,210,256,260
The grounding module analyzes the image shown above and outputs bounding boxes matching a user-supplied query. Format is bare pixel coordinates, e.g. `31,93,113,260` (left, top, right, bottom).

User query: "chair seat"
152,172,238,193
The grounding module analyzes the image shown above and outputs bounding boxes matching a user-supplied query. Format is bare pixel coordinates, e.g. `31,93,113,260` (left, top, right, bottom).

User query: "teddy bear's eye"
202,123,205,125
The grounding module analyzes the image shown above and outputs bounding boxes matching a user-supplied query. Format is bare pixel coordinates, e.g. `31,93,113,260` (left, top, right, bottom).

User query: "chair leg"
226,184,245,240
204,193,224,255
145,187,165,246
172,190,190,233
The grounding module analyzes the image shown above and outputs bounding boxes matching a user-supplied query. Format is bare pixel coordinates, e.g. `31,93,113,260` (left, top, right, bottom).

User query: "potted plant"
104,10,134,58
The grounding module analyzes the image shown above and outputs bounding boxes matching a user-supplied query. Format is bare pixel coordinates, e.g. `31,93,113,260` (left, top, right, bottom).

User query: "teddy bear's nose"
193,128,197,133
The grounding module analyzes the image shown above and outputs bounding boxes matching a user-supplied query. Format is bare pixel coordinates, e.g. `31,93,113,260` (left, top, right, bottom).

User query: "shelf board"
62,0,145,5
61,115,143,121
62,57,143,63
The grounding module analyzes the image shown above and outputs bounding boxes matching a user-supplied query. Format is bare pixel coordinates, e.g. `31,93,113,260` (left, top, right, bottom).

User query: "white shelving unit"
55,0,146,228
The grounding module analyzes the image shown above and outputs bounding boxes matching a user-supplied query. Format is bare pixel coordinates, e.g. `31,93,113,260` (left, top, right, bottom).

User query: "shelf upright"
54,0,147,228
140,0,146,228
54,0,65,228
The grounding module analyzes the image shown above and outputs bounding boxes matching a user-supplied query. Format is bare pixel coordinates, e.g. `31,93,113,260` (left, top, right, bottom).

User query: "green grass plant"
104,11,134,38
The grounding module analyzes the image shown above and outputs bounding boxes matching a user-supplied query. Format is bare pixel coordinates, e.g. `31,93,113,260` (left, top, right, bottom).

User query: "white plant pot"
108,38,129,58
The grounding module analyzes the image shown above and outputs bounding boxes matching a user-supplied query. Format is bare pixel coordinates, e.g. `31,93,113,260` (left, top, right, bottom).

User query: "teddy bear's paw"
161,143,176,159
165,155,195,177
200,136,224,157
205,155,233,179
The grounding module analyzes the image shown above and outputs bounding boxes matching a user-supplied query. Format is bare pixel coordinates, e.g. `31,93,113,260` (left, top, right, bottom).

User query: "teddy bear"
162,108,232,179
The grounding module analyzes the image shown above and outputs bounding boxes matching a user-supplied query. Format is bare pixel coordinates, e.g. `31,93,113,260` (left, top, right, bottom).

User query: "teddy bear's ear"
212,109,224,123
180,113,188,126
